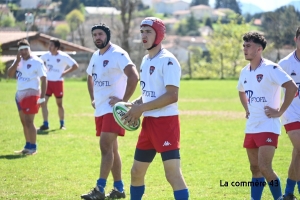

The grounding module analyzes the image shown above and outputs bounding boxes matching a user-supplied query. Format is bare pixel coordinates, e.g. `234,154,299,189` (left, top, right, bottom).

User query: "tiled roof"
0,31,38,44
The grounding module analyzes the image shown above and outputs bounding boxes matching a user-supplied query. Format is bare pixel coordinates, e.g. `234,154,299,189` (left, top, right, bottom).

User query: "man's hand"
122,104,143,126
91,100,95,109
109,96,122,107
264,106,281,118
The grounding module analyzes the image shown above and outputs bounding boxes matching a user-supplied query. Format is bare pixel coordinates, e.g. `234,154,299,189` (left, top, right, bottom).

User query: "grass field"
0,79,295,200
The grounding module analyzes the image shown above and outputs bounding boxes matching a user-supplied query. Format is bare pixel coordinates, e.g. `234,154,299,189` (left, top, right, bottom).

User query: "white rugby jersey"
86,44,134,117
40,51,77,81
140,48,181,117
279,51,300,125
15,55,47,91
237,58,292,134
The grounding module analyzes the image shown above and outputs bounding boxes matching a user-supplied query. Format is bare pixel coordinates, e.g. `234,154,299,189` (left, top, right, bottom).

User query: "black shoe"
106,188,126,199
283,194,298,200
39,125,49,131
81,186,105,200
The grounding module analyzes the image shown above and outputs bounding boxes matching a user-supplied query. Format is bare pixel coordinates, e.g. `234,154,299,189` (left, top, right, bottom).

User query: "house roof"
0,31,94,53
85,7,121,15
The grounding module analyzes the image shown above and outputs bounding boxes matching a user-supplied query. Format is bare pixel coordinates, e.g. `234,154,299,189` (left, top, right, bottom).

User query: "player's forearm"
239,91,249,112
87,75,94,101
123,74,139,102
280,80,297,115
40,76,47,98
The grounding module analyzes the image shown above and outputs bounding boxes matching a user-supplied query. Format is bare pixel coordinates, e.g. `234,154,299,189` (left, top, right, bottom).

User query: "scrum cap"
140,17,165,49
91,24,111,47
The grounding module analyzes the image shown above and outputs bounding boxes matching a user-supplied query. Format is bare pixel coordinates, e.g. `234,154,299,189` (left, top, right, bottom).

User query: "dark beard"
94,40,106,49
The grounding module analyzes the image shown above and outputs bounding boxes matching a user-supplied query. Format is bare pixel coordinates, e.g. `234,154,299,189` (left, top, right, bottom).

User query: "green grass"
0,80,295,199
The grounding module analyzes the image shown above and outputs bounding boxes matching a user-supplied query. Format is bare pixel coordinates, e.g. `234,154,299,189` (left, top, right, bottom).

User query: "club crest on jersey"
27,64,31,69
256,74,263,83
149,66,155,75
57,59,60,63
103,60,109,67
291,70,296,76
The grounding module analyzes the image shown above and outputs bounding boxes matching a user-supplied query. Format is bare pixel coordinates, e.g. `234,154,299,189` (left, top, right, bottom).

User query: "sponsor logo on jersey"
149,66,155,75
295,82,300,98
16,70,30,82
103,60,109,67
245,90,267,104
57,59,60,63
27,64,31,69
291,70,296,76
47,65,59,73
140,81,156,98
92,73,110,87
256,74,263,83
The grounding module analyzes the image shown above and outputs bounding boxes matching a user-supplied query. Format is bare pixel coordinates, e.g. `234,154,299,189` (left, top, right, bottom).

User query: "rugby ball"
113,102,140,131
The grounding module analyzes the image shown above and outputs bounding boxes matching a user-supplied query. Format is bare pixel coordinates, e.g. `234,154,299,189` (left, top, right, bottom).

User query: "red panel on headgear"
140,17,166,46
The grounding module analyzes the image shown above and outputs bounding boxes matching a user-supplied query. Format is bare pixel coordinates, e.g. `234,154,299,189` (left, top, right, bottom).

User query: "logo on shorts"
149,66,155,75
27,64,31,69
291,70,296,76
57,59,60,63
256,74,263,83
163,141,171,146
103,60,109,67
266,138,272,143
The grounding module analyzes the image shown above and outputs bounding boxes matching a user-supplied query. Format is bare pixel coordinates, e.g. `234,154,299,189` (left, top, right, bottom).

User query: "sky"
185,0,294,12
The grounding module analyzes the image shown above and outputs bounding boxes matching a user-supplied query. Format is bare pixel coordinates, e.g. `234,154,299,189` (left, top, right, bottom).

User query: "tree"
66,9,85,46
60,0,81,15
176,13,200,36
0,15,15,27
110,0,140,54
261,6,300,61
206,16,250,79
54,24,70,40
204,17,213,29
190,0,209,6
215,0,241,15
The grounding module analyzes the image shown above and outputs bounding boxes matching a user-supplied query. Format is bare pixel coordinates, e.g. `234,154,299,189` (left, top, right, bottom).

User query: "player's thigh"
258,146,276,167
246,148,259,166
287,130,300,151
162,158,182,176
99,132,118,149
23,113,35,125
55,97,63,107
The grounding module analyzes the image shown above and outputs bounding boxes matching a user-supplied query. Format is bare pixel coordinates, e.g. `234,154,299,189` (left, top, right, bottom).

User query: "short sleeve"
117,52,134,71
162,57,181,88
269,65,292,86
86,53,95,76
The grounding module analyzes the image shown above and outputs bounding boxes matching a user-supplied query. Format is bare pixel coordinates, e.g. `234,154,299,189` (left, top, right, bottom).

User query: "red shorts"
46,81,63,98
136,116,180,153
284,122,300,132
16,95,40,114
243,132,279,148
95,113,125,137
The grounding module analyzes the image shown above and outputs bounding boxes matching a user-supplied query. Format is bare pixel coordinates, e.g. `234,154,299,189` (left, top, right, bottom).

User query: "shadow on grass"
0,154,26,159
37,128,60,135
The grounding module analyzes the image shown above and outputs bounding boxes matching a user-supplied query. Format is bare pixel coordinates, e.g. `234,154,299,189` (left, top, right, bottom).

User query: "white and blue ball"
113,102,140,131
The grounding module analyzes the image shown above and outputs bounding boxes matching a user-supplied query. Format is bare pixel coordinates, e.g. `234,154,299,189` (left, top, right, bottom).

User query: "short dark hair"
243,31,267,50
50,38,60,49
296,27,300,38
17,39,30,47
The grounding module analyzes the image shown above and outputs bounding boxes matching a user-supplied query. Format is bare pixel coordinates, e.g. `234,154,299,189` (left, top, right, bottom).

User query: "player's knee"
258,163,271,175
165,171,182,185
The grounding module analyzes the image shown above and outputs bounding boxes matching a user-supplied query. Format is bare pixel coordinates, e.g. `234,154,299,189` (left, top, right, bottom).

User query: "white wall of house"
153,0,189,15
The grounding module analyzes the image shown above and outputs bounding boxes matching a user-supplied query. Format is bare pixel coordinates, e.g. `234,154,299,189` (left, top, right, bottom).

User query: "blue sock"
114,180,124,192
174,189,189,200
297,181,300,194
43,121,48,127
268,178,282,200
251,177,265,200
97,178,106,193
24,142,30,149
30,143,37,150
130,185,145,200
285,178,296,195
60,120,64,126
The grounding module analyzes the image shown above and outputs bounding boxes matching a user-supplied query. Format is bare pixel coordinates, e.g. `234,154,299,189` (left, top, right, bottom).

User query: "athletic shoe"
26,149,37,155
105,188,126,199
81,186,105,200
39,125,49,131
60,125,66,130
14,148,30,154
283,194,298,200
